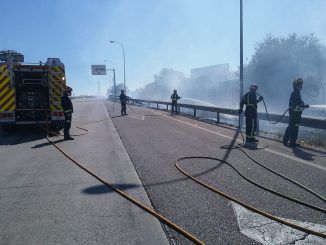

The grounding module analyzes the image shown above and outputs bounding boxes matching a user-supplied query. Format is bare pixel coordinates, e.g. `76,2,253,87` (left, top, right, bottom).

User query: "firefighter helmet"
64,85,73,93
173,89,177,93
249,83,258,91
293,77,303,88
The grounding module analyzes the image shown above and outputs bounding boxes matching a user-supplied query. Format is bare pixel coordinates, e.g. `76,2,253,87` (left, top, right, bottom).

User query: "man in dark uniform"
61,85,74,140
119,90,128,116
239,84,263,143
283,78,309,147
171,89,181,115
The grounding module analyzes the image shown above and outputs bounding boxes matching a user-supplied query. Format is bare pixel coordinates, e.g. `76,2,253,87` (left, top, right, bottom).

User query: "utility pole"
323,82,325,104
240,0,243,103
109,40,126,92
239,0,244,126
98,80,100,96
107,68,116,97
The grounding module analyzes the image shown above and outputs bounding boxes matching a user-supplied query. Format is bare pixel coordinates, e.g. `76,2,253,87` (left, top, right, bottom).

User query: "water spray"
181,97,217,107
307,104,326,110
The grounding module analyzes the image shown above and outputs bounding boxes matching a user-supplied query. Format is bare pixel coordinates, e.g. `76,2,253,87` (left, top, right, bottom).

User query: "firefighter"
61,85,74,140
120,90,128,116
283,78,309,147
239,84,263,143
171,89,181,115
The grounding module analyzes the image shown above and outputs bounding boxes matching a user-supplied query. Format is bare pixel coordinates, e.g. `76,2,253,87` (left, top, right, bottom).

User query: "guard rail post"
194,109,197,117
216,112,220,123
157,103,159,109
132,98,326,130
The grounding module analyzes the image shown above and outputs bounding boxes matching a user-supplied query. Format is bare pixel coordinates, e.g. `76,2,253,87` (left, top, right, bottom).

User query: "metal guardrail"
127,98,326,130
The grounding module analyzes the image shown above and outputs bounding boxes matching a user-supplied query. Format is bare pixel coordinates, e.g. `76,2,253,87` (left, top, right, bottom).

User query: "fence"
126,99,326,131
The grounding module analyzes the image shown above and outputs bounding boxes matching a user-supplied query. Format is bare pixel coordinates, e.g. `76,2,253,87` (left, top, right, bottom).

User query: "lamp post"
107,68,116,98
104,59,117,97
110,40,126,92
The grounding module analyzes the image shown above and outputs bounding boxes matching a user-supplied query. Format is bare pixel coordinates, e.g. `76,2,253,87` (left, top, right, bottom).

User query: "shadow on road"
292,147,314,161
82,183,140,194
145,129,241,188
0,126,45,146
31,138,65,149
111,115,124,119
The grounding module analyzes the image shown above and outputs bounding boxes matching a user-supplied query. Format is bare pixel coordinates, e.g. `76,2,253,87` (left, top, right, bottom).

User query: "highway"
106,100,326,244
1,98,325,244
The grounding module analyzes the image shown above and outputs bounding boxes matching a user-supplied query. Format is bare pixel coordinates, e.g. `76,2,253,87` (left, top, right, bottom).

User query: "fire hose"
42,104,325,242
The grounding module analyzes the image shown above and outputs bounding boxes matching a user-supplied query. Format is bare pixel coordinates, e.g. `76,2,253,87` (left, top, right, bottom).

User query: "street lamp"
110,40,126,92
104,60,117,97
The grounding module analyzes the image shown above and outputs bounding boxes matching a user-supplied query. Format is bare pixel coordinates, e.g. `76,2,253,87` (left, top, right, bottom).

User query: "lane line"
132,105,326,172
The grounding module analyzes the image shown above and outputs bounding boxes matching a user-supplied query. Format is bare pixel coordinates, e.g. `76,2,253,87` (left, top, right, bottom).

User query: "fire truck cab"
0,50,66,128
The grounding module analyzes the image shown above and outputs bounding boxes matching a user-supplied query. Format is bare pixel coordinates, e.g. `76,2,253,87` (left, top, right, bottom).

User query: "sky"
1,0,326,95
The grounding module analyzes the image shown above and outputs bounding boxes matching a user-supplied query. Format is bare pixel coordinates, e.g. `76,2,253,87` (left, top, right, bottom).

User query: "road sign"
91,65,106,75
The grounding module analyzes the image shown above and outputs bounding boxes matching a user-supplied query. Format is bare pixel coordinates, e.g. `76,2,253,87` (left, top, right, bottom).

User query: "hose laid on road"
43,103,325,242
43,120,204,244
221,99,325,203
125,101,326,239
175,156,326,239
179,107,326,238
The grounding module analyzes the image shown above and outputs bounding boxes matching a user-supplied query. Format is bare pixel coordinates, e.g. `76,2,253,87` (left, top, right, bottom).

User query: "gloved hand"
258,96,264,102
238,108,243,115
304,104,309,108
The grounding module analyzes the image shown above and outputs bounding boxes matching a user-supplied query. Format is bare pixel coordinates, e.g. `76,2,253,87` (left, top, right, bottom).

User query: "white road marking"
129,115,145,120
231,202,326,244
133,106,326,172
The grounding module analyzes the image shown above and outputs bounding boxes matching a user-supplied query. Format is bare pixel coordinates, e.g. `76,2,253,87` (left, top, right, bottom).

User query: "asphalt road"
106,100,326,244
1,98,325,244
0,98,168,245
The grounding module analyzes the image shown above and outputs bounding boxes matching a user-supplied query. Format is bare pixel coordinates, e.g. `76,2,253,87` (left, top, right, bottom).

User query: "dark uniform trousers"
245,109,257,139
64,112,72,139
283,110,301,144
121,103,126,115
171,101,178,114
240,91,260,141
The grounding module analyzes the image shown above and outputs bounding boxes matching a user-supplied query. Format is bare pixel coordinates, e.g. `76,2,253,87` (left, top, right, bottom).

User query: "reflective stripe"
64,109,72,113
246,94,256,108
295,124,300,126
290,105,303,112
250,119,255,137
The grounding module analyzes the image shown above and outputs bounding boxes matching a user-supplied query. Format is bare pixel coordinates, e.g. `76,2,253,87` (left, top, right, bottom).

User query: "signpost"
91,64,116,97
91,65,106,75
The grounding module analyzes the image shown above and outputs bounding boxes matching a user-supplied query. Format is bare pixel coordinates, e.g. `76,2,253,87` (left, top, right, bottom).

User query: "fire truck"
0,50,66,128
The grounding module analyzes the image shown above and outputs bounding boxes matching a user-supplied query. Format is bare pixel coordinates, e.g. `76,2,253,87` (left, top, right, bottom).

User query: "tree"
108,83,125,96
245,34,326,110
133,68,186,100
